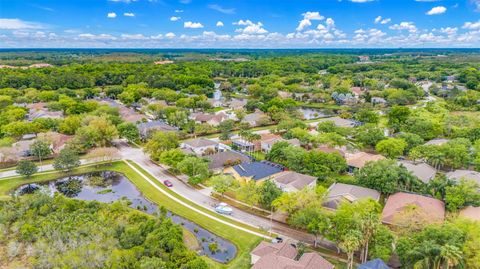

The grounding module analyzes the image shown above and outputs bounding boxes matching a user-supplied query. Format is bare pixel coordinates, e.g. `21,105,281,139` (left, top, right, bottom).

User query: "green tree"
177,156,209,184
217,120,235,140
445,179,480,211
118,122,140,143
375,138,407,158
53,148,81,172
16,160,38,178
237,180,260,209
144,132,179,160
159,149,185,168
30,139,52,169
387,105,410,132
210,174,237,197
258,180,283,210
289,206,331,247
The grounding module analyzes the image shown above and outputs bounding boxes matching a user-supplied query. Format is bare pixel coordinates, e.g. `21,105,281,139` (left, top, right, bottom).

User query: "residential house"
98,99,146,123
381,192,445,225
242,109,268,127
351,87,364,98
191,112,229,127
371,97,387,105
316,145,346,157
398,160,437,184
424,138,449,146
11,139,36,158
250,241,334,269
358,259,390,269
232,139,256,152
459,206,480,222
180,138,218,156
261,137,301,153
316,117,359,128
446,170,480,190
228,98,247,110
323,183,381,210
207,98,224,108
203,150,251,172
271,171,317,192
345,152,385,172
224,161,284,182
37,132,73,154
26,102,63,121
278,91,293,99
136,120,178,139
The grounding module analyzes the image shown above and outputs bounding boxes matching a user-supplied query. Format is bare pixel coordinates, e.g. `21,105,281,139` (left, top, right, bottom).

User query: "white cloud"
175,9,183,13
472,0,480,12
389,22,417,33
326,18,335,27
208,4,235,14
121,33,147,40
216,21,224,27
426,6,447,15
374,16,391,24
184,21,204,28
234,20,268,34
296,11,324,31
170,16,181,21
463,20,480,30
123,12,135,17
165,32,176,38
440,27,457,35
78,33,116,40
107,12,117,18
0,18,43,30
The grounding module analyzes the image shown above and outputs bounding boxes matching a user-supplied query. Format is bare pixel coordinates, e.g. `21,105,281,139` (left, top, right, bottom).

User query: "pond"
298,107,332,120
15,171,237,263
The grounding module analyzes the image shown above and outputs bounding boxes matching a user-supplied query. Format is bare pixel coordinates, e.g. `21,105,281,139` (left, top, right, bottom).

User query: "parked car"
215,202,233,215
271,237,283,244
163,180,173,187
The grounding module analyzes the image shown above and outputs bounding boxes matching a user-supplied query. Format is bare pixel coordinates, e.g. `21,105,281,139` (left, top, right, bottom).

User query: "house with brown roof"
345,152,385,172
250,241,334,269
271,171,317,192
324,183,381,210
228,98,247,110
459,206,480,222
37,132,74,154
261,137,301,153
203,150,251,171
180,138,218,156
316,117,358,128
242,109,268,127
446,170,480,189
26,102,63,121
398,160,437,184
382,192,445,226
191,112,229,127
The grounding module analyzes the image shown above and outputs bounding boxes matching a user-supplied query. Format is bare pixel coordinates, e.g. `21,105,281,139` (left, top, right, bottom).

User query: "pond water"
15,171,237,263
298,107,331,120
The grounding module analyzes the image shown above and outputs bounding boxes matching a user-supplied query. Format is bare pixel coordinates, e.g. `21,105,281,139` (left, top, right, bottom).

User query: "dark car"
163,180,173,187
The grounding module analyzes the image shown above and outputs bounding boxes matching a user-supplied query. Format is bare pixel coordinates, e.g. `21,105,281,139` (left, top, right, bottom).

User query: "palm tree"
440,244,463,269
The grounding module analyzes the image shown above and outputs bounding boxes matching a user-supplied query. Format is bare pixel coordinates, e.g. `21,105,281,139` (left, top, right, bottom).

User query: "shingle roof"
446,170,480,186
233,161,283,180
251,241,297,259
459,206,480,221
182,138,218,148
324,183,380,210
137,121,177,136
346,152,385,169
382,192,445,225
298,253,334,269
318,116,357,128
272,171,317,191
204,150,251,170
398,161,437,184
358,258,391,269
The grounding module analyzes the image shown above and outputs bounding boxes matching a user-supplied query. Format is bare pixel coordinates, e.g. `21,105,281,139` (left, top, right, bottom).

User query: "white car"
215,202,233,215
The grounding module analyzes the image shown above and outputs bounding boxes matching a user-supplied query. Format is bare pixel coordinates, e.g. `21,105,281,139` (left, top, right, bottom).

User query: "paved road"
0,159,90,179
115,141,326,246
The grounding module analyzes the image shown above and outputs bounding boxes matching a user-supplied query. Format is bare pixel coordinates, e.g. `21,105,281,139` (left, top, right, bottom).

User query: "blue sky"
1,0,479,48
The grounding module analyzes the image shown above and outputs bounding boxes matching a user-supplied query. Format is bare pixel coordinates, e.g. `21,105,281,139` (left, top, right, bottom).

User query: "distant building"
203,150,252,172
382,192,445,225
316,117,359,128
271,171,317,192
345,152,385,172
260,136,300,153
250,241,334,269
242,109,268,127
446,170,480,190
191,112,229,127
324,183,381,210
371,97,387,105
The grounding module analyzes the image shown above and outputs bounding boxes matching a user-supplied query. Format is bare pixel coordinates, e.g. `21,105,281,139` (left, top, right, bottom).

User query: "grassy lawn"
0,161,263,269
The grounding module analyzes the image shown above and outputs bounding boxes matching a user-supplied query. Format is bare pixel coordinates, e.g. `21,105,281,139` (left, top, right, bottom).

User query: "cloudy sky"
1,0,480,48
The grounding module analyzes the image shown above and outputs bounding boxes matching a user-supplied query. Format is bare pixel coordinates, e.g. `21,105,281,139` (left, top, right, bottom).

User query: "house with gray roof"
242,109,268,127
398,160,437,184
271,171,317,192
446,170,480,191
324,183,381,210
224,161,284,182
180,138,218,156
424,138,449,146
316,116,359,128
203,150,251,171
137,120,178,139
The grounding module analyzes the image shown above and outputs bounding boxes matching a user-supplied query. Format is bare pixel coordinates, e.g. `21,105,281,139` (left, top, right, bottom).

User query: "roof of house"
193,112,228,124
398,161,437,184
459,206,480,221
232,161,283,180
204,150,251,170
424,138,450,146
318,116,357,128
382,192,445,225
137,121,178,135
345,152,385,169
324,183,381,210
251,242,333,269
37,132,73,153
243,110,266,123
272,171,317,191
446,170,480,185
358,258,391,269
182,138,218,148
316,145,346,157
